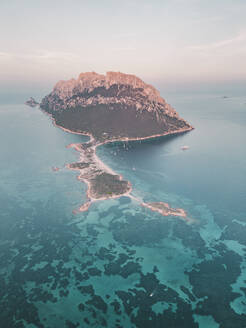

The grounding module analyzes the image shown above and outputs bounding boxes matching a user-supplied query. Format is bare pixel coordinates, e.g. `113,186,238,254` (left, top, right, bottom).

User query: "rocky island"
41,71,192,142
40,71,194,221
25,97,39,107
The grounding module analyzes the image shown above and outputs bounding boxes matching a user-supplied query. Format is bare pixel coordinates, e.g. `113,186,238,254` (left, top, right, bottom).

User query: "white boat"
181,145,189,150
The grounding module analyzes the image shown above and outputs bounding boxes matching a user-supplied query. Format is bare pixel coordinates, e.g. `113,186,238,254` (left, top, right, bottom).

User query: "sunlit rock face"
41,71,193,142
53,72,164,104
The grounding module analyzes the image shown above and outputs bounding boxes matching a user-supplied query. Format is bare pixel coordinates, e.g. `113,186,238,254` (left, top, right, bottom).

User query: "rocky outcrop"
53,72,165,104
40,71,193,142
25,97,39,108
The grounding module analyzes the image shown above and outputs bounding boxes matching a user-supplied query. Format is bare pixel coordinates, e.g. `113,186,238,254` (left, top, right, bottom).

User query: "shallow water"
0,93,246,327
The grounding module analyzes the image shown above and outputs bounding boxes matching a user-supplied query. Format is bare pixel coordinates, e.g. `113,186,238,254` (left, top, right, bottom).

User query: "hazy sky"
1,0,246,91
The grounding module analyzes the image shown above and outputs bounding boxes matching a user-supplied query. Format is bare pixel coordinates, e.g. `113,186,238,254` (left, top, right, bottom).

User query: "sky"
0,0,246,94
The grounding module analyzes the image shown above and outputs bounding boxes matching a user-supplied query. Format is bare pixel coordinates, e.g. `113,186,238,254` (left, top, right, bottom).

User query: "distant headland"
26,71,194,222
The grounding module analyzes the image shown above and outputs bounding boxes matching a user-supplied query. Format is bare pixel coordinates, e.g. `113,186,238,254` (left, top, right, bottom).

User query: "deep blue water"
0,93,246,328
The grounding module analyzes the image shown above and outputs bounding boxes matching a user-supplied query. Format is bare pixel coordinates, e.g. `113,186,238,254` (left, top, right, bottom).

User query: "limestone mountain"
40,72,193,142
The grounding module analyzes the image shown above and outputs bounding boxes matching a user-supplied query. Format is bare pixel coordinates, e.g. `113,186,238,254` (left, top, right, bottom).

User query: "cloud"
0,51,14,58
190,15,223,25
186,32,246,54
0,50,83,84
115,32,137,39
0,50,80,62
112,46,136,52
34,51,80,61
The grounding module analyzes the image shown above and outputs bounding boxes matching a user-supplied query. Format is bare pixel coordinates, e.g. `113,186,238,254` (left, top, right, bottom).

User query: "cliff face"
41,71,193,142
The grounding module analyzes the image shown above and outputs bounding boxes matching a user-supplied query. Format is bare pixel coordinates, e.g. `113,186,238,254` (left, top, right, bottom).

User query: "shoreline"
67,142,133,212
67,144,194,223
39,104,193,147
39,105,194,223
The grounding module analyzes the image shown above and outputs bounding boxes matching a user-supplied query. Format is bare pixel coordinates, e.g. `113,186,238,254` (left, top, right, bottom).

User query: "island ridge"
32,72,194,221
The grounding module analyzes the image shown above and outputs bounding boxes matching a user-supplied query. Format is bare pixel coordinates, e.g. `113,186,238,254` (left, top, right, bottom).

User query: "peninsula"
39,71,194,221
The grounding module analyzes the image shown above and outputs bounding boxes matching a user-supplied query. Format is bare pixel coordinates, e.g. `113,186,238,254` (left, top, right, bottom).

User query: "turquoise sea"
0,91,246,328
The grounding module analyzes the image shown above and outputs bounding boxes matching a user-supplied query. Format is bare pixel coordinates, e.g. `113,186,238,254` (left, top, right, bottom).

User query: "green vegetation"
90,173,130,198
